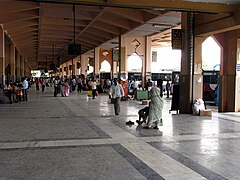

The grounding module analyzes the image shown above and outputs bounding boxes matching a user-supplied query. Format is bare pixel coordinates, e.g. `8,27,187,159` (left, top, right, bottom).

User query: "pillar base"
179,74,192,114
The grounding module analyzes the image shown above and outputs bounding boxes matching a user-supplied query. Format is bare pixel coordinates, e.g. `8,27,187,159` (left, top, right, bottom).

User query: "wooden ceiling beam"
4,19,38,30
105,7,144,23
0,1,39,14
83,31,109,42
92,22,120,35
195,6,240,36
87,27,115,39
0,10,39,24
98,12,132,30
38,0,236,13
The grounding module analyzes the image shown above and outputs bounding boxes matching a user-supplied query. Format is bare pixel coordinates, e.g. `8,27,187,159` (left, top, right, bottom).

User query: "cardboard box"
200,109,212,116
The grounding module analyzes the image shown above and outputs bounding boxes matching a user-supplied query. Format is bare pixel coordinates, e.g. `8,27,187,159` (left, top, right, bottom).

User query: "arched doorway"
100,60,111,80
127,53,142,82
202,36,221,106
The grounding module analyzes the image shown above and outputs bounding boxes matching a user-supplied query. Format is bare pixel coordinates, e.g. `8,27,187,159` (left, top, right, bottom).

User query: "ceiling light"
153,24,172,29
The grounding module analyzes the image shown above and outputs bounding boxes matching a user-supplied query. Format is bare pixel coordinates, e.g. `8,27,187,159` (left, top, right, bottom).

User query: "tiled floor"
0,87,240,179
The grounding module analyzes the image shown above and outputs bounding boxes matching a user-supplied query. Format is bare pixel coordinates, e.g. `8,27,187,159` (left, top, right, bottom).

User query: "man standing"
22,77,29,101
54,76,60,97
166,80,170,98
109,78,124,115
77,75,82,93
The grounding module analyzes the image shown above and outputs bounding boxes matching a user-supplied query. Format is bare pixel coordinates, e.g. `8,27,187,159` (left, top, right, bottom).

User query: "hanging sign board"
172,29,183,50
68,44,81,55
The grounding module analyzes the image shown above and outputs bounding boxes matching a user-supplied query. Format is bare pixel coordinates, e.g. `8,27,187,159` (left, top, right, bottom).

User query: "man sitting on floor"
136,106,149,125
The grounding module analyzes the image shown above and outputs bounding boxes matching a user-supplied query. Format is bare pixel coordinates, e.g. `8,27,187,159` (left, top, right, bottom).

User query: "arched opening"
100,60,111,79
87,65,94,74
151,47,181,87
202,37,221,71
202,36,221,106
127,53,142,81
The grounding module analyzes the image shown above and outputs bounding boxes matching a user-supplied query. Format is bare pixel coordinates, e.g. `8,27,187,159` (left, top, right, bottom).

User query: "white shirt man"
109,78,124,115
22,77,28,101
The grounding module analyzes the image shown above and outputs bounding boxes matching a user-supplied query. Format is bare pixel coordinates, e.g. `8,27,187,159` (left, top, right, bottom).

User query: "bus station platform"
0,87,240,179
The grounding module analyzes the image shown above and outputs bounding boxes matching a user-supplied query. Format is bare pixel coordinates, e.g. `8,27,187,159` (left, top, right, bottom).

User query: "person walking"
109,78,124,115
64,79,70,97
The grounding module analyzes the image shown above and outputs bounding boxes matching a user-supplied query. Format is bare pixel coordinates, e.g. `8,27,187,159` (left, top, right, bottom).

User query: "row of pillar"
2,11,239,113
181,12,240,113
60,12,240,113
59,35,152,88
0,26,31,85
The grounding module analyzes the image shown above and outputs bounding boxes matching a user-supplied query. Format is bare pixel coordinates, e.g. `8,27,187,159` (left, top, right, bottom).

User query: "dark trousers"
114,97,121,115
54,86,59,97
77,83,82,92
92,89,96,99
22,89,28,101
42,85,45,92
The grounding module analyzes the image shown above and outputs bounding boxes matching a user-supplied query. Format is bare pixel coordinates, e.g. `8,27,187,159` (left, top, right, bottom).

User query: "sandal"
126,121,134,125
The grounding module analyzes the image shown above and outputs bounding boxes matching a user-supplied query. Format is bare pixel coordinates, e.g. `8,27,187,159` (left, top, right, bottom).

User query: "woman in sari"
143,80,164,129
64,79,70,97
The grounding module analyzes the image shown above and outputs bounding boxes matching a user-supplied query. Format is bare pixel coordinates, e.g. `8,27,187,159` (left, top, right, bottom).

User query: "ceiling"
0,0,239,69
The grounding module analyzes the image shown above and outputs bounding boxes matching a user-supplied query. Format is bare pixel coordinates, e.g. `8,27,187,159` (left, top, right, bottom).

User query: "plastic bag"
193,98,205,115
87,90,92,97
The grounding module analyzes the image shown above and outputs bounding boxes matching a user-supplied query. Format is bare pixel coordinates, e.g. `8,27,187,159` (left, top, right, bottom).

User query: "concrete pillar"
20,57,25,77
24,63,29,77
59,64,63,77
214,30,240,112
73,56,80,76
235,39,240,112
10,44,15,81
193,36,204,101
65,62,70,77
113,61,117,77
120,35,127,75
179,12,194,113
80,54,88,76
144,36,152,86
24,60,27,77
16,52,21,80
72,64,75,76
0,26,5,85
94,47,100,76
62,63,66,77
